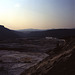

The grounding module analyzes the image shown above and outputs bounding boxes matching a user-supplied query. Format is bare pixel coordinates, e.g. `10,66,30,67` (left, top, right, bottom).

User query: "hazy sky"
0,0,74,30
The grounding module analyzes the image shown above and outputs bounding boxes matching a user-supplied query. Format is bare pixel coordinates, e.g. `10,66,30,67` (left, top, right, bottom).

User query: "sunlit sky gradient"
0,0,74,30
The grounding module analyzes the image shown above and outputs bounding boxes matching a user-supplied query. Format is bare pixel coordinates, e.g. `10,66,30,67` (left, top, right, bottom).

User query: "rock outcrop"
21,38,75,75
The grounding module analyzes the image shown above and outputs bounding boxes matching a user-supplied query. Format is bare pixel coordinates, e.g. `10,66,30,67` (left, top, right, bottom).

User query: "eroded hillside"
0,37,75,75
21,38,75,75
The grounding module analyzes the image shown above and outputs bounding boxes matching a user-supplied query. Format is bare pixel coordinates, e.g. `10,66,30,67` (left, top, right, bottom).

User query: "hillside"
23,29,75,38
0,37,75,75
21,37,75,75
0,25,20,40
0,25,75,75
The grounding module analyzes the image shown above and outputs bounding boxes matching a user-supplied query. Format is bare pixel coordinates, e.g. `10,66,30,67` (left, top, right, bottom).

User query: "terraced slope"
21,38,75,75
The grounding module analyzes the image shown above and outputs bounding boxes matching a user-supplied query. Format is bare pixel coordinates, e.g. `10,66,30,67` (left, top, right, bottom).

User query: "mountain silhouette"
0,25,75,40
0,25,20,40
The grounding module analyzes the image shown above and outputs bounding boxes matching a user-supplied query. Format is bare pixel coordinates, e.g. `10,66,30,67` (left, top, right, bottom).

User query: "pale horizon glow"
0,0,74,30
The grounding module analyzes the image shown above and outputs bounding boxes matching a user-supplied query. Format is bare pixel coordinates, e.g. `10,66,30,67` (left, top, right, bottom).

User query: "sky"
0,0,74,30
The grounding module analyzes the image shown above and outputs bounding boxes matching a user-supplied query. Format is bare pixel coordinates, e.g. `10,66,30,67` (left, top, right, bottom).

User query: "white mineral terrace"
0,50,49,75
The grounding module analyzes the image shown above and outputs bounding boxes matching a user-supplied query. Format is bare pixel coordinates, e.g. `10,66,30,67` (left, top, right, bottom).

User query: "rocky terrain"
0,50,48,75
0,37,75,75
0,37,65,52
21,38,75,75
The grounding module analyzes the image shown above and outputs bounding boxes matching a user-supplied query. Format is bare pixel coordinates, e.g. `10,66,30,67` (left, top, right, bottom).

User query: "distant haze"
0,0,74,30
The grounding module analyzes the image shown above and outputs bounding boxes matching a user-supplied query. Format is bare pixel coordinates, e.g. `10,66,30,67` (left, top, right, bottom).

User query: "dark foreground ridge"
21,38,75,75
45,38,75,75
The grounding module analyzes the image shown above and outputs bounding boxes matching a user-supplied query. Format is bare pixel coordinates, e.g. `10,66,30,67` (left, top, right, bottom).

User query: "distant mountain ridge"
0,25,20,40
0,25,75,40
16,28,45,32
